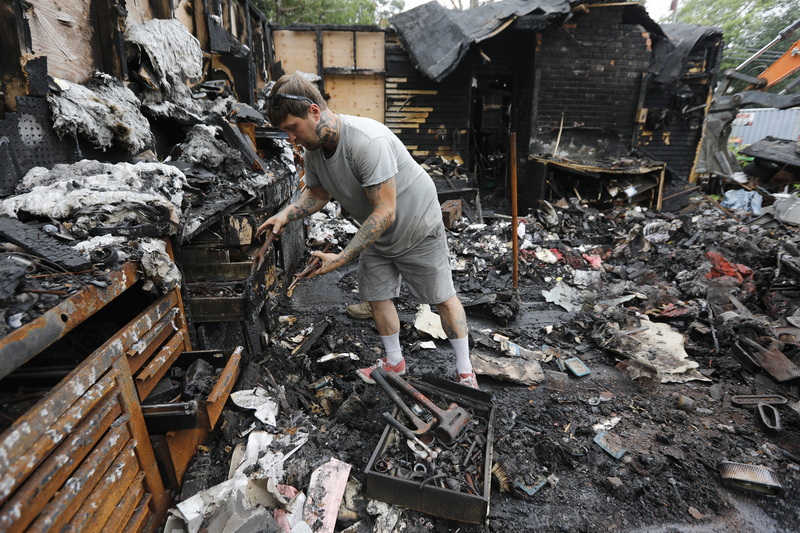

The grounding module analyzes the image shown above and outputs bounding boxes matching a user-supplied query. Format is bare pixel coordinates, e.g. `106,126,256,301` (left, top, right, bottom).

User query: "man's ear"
309,104,322,121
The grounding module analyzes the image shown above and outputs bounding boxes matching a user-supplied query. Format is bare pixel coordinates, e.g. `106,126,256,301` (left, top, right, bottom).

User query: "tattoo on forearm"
286,194,322,222
339,180,395,264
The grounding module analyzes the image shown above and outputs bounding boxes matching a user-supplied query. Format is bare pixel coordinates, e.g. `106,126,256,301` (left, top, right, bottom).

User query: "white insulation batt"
125,18,203,90
1,160,187,235
47,74,154,153
125,18,205,120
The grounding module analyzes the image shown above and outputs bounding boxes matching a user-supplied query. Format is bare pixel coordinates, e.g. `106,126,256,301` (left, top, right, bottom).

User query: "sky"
400,0,676,22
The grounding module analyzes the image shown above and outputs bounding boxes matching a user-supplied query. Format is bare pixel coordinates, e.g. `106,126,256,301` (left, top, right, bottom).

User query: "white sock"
450,336,472,374
380,332,403,365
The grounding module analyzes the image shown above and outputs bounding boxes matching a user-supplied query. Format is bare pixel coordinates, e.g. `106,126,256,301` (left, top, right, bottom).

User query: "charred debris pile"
165,180,800,531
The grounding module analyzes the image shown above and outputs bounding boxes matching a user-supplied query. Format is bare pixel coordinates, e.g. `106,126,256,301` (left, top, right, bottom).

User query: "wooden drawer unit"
0,334,170,532
141,347,242,433
123,289,192,402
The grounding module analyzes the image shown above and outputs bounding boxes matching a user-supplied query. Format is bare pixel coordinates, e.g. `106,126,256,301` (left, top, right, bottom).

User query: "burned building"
5,1,799,532
388,0,723,211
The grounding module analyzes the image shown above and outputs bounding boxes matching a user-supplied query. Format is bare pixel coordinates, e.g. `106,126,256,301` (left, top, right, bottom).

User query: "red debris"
704,251,753,283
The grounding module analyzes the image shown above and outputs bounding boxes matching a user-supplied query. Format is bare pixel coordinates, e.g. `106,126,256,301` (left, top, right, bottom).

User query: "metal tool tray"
364,375,495,524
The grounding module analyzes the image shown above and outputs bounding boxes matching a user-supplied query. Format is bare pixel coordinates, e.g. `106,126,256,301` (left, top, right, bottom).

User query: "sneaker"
356,357,406,384
346,302,372,319
456,372,479,390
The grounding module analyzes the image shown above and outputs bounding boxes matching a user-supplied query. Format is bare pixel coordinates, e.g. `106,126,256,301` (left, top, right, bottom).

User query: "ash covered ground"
198,193,800,532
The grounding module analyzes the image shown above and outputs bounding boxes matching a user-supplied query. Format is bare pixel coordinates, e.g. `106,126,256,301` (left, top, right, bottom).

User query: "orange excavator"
694,19,800,180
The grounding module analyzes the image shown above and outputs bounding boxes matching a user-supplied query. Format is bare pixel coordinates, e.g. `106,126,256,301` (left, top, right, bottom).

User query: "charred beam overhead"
94,0,128,80
0,0,46,111
270,24,384,33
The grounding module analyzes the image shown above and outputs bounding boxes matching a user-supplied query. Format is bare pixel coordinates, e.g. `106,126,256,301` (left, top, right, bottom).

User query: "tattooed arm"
307,177,397,277
256,186,331,237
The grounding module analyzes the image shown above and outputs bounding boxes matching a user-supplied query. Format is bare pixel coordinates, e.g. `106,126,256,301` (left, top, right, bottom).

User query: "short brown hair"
266,73,327,127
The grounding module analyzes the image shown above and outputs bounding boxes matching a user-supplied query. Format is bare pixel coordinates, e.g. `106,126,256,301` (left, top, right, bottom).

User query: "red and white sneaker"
356,357,406,384
456,372,479,389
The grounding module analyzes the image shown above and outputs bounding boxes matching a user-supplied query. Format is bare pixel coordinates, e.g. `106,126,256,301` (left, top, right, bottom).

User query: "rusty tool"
383,412,438,460
374,368,471,443
250,230,276,274
286,242,332,291
372,369,434,436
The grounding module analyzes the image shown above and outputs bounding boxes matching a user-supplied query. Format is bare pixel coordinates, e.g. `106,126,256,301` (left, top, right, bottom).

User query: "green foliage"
675,0,800,76
253,0,405,26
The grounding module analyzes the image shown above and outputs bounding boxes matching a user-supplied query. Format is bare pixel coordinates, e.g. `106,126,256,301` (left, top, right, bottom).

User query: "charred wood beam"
0,1,47,111
94,0,129,80
151,0,173,19
322,67,385,76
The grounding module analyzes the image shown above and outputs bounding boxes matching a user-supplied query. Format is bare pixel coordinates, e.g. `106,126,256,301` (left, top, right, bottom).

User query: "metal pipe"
509,132,519,292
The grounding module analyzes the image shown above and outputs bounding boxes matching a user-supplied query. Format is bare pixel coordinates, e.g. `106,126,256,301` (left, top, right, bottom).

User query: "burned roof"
650,22,724,88
389,0,572,82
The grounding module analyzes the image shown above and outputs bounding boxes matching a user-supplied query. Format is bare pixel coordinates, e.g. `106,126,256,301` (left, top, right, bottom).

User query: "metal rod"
509,132,519,292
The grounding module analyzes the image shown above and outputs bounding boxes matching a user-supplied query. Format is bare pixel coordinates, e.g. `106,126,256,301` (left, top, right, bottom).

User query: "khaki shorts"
357,224,456,305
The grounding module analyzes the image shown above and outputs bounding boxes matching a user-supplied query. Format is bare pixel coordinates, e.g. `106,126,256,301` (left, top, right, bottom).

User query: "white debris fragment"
125,19,203,89
3,160,187,237
174,476,275,533
317,352,359,364
139,239,182,292
471,352,544,386
414,304,447,340
542,280,584,312
534,248,559,263
419,341,437,349
593,417,622,433
231,387,280,425
602,317,711,383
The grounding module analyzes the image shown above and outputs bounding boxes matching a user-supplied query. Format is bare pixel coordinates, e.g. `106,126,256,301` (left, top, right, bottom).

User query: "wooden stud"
0,369,119,503
100,472,145,531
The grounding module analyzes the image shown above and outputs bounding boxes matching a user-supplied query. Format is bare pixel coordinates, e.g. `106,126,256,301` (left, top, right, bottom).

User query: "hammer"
374,368,470,443
372,368,434,436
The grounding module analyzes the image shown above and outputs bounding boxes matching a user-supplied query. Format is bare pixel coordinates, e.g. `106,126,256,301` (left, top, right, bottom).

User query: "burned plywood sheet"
390,0,570,82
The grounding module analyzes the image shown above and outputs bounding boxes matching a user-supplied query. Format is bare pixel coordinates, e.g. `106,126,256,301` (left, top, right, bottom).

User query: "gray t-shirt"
303,114,441,257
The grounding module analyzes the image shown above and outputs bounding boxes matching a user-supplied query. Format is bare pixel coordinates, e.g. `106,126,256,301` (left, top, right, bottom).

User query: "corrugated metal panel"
730,108,800,145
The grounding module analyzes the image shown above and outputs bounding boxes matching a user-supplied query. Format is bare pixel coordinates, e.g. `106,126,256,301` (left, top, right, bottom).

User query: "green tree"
254,0,405,26
675,0,800,78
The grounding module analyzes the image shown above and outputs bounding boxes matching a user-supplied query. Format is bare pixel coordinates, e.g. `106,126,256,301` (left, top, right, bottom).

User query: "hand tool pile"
371,368,489,496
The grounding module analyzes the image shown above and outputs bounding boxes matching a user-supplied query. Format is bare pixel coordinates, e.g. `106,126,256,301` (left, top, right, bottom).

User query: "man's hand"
256,212,289,239
304,250,345,278
256,186,332,239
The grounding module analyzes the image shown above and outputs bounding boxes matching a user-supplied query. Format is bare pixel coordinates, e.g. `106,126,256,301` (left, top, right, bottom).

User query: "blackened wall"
385,33,471,162
637,35,721,183
530,6,651,159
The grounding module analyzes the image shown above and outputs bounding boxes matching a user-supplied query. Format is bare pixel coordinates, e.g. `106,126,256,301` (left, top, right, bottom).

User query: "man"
256,73,478,389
